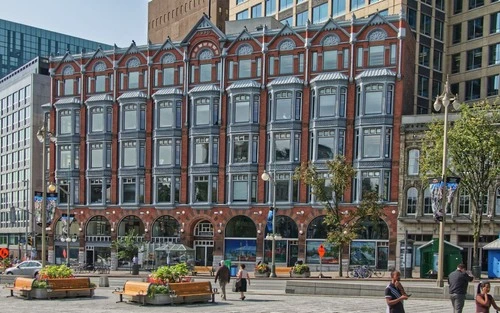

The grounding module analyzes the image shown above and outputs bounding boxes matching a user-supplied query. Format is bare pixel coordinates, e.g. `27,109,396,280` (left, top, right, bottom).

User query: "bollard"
99,275,109,287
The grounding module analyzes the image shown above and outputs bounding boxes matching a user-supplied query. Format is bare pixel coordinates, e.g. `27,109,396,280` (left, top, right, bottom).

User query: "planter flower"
291,264,310,278
38,264,74,279
254,263,271,277
147,263,189,284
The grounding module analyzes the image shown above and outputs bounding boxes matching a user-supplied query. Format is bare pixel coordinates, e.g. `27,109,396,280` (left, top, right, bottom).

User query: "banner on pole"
34,191,58,226
429,177,461,222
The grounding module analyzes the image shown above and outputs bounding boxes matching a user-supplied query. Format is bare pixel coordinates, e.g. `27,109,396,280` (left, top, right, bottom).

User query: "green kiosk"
418,239,463,278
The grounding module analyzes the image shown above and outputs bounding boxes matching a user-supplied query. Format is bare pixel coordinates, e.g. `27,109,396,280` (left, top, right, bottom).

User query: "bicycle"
349,265,372,278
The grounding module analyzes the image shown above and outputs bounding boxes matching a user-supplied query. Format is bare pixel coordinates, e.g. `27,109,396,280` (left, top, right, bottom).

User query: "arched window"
224,216,257,262
152,215,180,237
495,187,500,215
355,218,389,240
225,216,256,237
118,215,144,236
408,149,420,175
86,215,111,236
459,189,471,215
194,220,214,237
423,187,432,215
406,187,418,214
306,216,327,239
272,215,298,238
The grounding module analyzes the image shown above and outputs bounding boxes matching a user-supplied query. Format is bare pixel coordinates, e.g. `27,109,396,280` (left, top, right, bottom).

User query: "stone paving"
0,284,477,313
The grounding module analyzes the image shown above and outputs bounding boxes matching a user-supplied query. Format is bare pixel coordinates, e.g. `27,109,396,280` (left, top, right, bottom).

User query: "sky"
0,0,149,47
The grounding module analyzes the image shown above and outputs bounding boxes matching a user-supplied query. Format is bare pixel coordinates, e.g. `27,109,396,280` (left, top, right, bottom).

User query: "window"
318,87,336,117
280,16,293,25
365,84,383,114
423,188,432,214
419,45,430,67
59,145,72,169
459,190,471,214
468,17,484,40
296,11,308,26
122,141,137,167
236,10,248,20
238,59,251,78
466,48,482,70
496,187,500,215
316,130,336,160
95,75,106,92
420,14,431,36
351,0,365,11
452,53,461,73
465,79,481,101
344,48,350,68
279,0,293,11
90,107,104,132
233,135,249,163
323,50,338,70
433,50,442,72
487,75,499,96
59,110,72,134
489,43,500,65
406,188,418,215
407,149,419,175
434,20,444,41
469,0,484,10
199,63,212,82
194,176,209,203
157,101,177,128
90,143,103,168
275,91,292,120
162,67,174,85
418,76,429,98
157,139,174,166
368,46,384,66
492,12,500,34
361,171,380,197
312,3,328,24
312,52,318,71
236,0,246,4
435,0,444,10
232,175,249,202
90,179,110,204
390,44,396,65
332,0,346,17
122,178,136,203
274,133,291,161
194,98,210,125
156,177,180,203
452,24,462,44
453,0,462,14
251,4,262,18
234,94,251,123
279,55,293,74
64,79,74,96
265,0,276,16
194,137,209,164
362,128,381,158
128,72,139,89
357,47,363,67
407,9,417,29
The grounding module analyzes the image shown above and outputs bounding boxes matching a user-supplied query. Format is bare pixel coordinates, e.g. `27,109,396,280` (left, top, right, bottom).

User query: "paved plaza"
0,277,476,313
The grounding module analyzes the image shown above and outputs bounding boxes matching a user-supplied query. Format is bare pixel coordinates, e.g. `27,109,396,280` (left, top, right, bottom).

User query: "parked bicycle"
349,265,385,278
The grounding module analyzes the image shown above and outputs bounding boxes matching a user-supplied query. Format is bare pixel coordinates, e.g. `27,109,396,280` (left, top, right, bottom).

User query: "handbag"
232,279,242,292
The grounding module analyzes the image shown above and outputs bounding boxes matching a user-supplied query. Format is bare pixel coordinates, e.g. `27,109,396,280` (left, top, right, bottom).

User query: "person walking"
236,264,250,300
476,281,500,313
214,260,230,300
385,270,409,313
448,263,474,313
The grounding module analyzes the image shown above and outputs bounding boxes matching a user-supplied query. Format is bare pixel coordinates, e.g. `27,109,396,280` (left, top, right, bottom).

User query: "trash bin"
230,265,238,277
99,275,109,287
132,264,140,275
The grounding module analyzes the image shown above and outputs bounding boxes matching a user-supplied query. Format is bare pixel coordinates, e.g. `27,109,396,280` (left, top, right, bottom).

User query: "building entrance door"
194,240,214,266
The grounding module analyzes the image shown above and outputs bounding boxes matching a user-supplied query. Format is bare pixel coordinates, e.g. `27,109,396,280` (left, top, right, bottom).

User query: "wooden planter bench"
113,281,151,305
5,277,36,299
169,281,217,304
46,277,94,299
275,267,292,277
191,266,215,276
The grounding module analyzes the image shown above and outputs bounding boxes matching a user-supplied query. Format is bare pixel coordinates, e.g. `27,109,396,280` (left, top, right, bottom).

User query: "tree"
111,229,141,263
294,155,384,277
420,100,500,277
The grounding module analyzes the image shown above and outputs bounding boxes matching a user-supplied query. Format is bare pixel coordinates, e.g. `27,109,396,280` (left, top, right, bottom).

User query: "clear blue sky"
0,0,149,47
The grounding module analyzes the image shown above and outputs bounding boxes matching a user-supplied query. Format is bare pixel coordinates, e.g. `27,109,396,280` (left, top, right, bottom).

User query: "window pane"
323,50,337,70
317,136,334,160
60,115,72,134
235,100,250,123
408,149,419,175
158,145,172,165
365,86,383,114
195,142,209,164
91,111,103,132
123,146,136,166
196,104,209,125
233,181,248,202
159,106,173,127
319,94,335,117
275,138,290,161
95,76,106,92
369,46,384,66
91,147,102,168
276,98,292,120
252,4,262,18
296,11,308,26
124,110,136,129
238,59,251,78
163,68,174,85
233,139,249,163
279,55,293,74
312,3,328,24
200,63,212,82
128,72,139,89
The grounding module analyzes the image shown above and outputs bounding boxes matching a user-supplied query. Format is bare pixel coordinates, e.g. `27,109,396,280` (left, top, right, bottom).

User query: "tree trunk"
472,204,483,279
338,245,343,277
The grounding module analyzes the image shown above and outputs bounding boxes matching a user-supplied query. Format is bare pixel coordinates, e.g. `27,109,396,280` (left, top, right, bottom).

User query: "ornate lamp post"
261,169,279,278
433,75,460,287
51,182,75,266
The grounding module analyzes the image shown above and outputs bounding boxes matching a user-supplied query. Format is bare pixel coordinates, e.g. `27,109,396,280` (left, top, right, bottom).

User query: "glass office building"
0,19,113,79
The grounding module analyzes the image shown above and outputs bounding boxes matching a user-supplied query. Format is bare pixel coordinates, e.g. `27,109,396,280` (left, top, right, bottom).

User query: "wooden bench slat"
114,281,151,305
5,277,35,299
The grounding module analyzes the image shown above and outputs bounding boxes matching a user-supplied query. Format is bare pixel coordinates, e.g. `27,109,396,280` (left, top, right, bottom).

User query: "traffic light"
27,235,33,246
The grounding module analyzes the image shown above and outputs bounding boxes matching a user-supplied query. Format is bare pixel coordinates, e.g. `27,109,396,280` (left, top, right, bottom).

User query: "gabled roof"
226,80,261,91
188,84,220,94
52,51,80,74
86,94,114,103
152,36,183,61
355,68,396,80
267,23,305,48
267,76,304,88
117,41,147,65
356,12,398,40
181,14,226,45
226,28,262,52
152,88,183,97
310,18,350,43
117,91,147,100
417,239,463,251
483,239,500,250
310,72,349,83
83,47,113,69
54,97,81,105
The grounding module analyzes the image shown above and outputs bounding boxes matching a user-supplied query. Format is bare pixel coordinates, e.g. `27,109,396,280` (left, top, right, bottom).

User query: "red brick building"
46,13,414,272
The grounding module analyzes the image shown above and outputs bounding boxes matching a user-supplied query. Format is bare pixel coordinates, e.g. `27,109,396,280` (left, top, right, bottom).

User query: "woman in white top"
236,264,251,300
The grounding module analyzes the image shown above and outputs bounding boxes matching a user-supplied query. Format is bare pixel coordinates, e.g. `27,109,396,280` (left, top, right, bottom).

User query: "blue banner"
429,177,461,222
266,208,274,232
34,191,58,226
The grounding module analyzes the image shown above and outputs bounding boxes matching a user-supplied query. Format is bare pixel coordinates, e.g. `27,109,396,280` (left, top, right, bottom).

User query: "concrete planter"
144,294,173,305
32,288,48,299
291,272,311,278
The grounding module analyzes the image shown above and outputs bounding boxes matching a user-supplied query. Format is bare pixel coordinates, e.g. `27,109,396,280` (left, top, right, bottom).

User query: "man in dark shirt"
385,270,408,313
448,263,474,313
215,260,230,300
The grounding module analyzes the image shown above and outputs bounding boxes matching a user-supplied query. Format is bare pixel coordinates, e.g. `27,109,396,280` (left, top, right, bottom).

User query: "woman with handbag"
235,264,250,300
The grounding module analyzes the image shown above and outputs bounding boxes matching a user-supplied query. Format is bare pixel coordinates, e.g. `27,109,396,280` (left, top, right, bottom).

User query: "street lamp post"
36,126,55,267
433,75,459,287
261,169,277,278
53,182,73,266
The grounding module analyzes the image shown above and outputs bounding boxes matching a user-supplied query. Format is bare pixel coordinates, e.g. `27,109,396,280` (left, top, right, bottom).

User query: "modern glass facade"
0,19,113,79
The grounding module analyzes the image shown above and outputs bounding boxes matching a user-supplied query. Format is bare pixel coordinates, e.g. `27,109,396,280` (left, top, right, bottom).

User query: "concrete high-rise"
0,19,113,79
229,0,500,114
148,0,230,43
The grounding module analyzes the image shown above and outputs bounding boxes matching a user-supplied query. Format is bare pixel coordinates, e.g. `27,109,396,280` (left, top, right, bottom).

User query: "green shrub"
38,264,73,279
148,284,170,298
148,263,189,284
33,280,48,289
292,264,310,274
